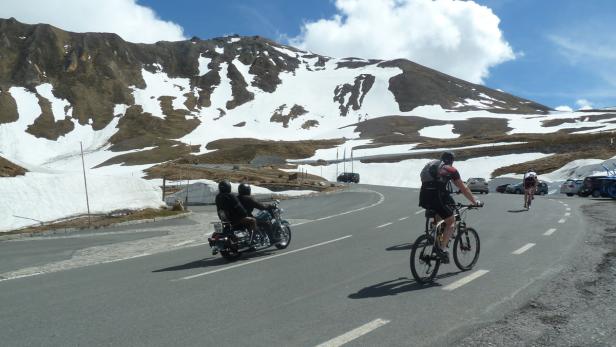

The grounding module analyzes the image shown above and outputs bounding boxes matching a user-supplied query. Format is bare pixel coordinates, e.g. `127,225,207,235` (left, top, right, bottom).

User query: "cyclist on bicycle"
523,169,538,209
419,151,481,262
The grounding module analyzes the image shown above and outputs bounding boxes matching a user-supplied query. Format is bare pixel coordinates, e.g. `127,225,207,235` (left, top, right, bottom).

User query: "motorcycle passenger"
215,180,256,233
237,183,277,241
419,151,481,263
523,168,538,209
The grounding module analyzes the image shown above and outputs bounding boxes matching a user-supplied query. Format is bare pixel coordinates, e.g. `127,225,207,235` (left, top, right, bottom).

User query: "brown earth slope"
0,156,26,177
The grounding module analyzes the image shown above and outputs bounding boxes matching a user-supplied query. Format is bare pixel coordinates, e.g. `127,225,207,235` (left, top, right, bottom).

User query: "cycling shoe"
434,246,450,264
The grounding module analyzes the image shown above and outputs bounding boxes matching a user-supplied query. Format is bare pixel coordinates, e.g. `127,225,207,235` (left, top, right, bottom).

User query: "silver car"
467,177,489,194
560,179,583,196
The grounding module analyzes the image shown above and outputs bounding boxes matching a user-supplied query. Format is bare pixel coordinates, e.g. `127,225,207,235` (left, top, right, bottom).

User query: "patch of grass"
192,138,344,164
7,208,186,235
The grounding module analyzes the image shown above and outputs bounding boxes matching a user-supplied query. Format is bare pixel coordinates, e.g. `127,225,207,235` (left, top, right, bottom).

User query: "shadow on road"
348,272,461,299
152,249,277,273
507,209,528,213
386,243,413,251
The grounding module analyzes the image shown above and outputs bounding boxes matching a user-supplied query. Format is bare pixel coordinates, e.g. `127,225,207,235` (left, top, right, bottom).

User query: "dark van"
337,172,360,183
578,176,607,197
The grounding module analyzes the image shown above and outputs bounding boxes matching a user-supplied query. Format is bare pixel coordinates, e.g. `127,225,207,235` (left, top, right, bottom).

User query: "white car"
560,179,583,196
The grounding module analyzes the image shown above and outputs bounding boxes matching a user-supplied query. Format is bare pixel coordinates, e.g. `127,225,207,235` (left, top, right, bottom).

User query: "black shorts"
524,180,535,189
419,188,454,219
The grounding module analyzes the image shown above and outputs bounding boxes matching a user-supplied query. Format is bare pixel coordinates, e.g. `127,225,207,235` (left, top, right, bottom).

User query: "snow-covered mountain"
1,18,615,231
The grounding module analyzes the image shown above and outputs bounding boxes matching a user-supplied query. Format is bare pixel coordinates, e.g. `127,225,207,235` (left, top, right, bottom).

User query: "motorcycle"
208,200,292,261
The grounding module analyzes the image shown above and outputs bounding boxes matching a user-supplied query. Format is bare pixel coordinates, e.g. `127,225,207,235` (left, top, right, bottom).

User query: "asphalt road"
0,185,589,346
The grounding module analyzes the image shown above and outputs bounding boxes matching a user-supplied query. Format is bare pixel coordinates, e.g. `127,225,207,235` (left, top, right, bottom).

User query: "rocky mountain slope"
0,18,557,168
0,17,614,182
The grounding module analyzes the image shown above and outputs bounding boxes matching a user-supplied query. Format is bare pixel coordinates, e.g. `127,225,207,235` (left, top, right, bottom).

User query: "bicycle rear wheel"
453,227,480,271
410,234,440,283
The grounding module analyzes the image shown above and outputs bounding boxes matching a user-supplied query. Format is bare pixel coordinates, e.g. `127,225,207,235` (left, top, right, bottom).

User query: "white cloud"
576,99,593,110
290,0,515,83
0,0,186,43
555,105,573,112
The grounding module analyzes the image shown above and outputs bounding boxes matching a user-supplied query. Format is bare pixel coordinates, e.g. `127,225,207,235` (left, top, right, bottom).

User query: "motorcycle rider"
237,183,277,241
215,180,256,233
419,151,482,263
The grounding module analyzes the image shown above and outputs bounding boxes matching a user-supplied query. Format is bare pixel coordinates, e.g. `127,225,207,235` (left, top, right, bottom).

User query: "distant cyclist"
523,169,538,209
419,152,482,263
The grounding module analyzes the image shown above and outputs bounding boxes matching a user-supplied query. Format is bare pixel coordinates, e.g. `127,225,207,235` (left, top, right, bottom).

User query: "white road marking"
564,212,571,217
291,190,385,227
398,217,409,221
173,240,194,247
442,270,489,291
415,209,426,215
177,235,352,280
544,228,557,236
563,203,569,207
558,218,566,224
315,318,390,347
376,222,393,229
512,243,536,255
566,207,571,211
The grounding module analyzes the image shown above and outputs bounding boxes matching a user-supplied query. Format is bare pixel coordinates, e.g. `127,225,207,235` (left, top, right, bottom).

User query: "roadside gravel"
457,200,616,346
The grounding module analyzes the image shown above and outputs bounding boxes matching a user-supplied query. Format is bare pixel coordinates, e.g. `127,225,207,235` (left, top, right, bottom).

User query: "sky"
1,0,615,110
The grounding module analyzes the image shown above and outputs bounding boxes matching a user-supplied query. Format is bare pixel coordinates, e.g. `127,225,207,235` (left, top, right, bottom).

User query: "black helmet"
238,183,251,196
441,151,454,165
218,180,231,194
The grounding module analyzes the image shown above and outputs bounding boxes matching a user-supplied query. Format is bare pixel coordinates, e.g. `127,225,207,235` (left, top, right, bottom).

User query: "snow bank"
542,157,616,182
0,173,164,232
290,152,550,188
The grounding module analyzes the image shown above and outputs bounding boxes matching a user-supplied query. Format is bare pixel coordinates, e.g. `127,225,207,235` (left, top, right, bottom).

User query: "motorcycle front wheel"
275,222,292,249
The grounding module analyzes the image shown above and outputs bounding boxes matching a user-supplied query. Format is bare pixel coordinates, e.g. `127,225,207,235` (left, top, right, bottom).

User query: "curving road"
0,185,588,346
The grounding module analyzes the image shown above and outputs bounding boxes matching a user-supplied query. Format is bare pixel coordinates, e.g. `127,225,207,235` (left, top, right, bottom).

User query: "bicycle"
524,186,535,209
410,203,483,284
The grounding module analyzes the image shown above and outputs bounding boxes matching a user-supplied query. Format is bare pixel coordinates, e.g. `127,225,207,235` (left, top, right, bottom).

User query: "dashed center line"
512,243,536,255
564,212,571,217
398,217,409,221
415,209,426,215
376,222,393,229
558,218,566,224
544,228,557,236
566,207,571,211
442,269,489,291
315,318,390,347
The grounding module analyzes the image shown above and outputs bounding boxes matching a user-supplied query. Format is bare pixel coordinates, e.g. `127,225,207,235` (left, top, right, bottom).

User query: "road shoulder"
457,200,616,346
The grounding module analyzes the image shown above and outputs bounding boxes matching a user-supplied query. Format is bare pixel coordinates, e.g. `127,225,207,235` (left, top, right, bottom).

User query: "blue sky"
137,0,615,110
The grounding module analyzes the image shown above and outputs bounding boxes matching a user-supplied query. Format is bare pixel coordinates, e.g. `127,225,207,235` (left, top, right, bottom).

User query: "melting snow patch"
197,55,212,76
35,84,71,121
131,69,192,118
215,46,224,54
419,124,459,139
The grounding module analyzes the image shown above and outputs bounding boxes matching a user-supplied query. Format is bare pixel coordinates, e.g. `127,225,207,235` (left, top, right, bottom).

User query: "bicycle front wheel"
453,227,480,271
410,234,440,284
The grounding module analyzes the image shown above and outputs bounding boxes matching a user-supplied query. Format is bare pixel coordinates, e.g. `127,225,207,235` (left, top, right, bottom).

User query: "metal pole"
80,142,91,226
162,176,166,202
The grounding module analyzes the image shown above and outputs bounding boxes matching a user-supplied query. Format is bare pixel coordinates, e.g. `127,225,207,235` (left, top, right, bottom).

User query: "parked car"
505,182,523,194
466,177,489,194
537,181,549,195
578,175,607,197
560,179,583,196
337,172,360,183
506,181,548,195
496,183,510,193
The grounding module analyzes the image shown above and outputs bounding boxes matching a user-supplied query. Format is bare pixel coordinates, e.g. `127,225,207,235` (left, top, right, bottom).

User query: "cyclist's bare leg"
440,215,456,249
